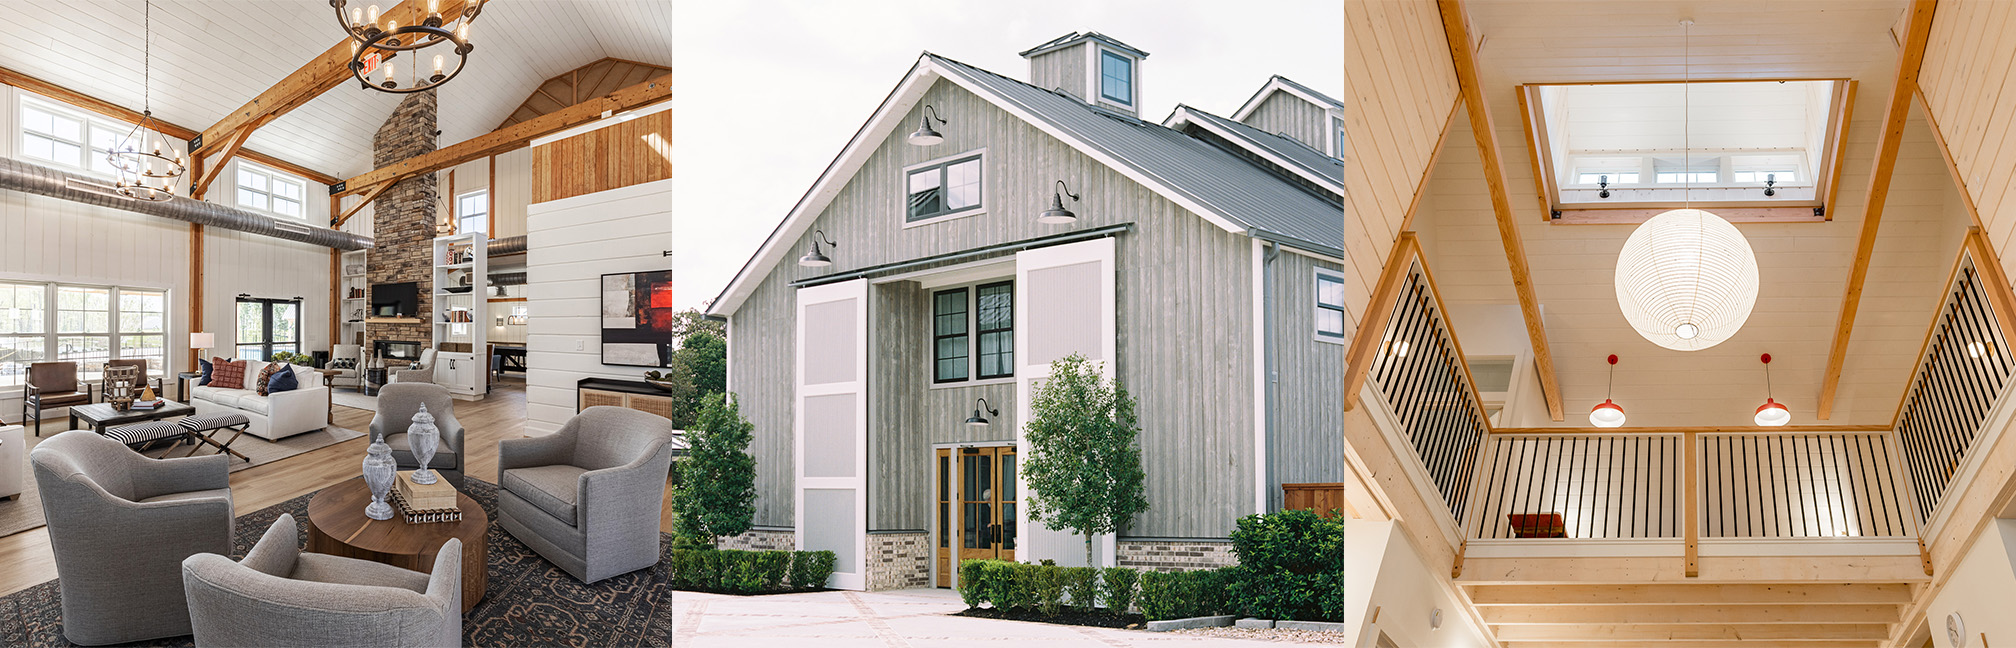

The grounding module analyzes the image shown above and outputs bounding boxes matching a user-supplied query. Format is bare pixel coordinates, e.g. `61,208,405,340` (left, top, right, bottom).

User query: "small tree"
1022,353,1149,568
669,392,757,548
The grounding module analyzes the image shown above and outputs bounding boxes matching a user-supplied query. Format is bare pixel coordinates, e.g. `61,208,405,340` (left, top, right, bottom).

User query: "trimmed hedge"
1228,509,1343,621
670,548,836,594
1138,567,1238,621
958,559,1143,616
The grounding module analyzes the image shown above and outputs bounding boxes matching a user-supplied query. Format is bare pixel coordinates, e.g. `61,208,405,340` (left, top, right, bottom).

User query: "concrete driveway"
671,587,1289,647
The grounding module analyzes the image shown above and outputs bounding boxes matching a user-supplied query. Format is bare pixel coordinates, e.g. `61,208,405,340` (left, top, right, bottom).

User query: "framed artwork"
601,270,674,367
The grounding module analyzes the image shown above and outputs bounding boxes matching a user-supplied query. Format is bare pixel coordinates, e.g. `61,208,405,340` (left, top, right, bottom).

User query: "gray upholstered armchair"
30,430,233,645
182,513,462,648
394,348,437,384
370,382,465,487
496,406,675,584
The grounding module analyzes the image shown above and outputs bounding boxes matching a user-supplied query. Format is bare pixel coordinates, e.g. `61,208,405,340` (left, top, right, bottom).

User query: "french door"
936,445,1018,587
235,297,300,361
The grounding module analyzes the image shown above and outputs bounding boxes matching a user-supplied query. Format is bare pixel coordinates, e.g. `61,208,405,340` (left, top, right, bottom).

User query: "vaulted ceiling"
0,0,670,179
1414,0,1969,429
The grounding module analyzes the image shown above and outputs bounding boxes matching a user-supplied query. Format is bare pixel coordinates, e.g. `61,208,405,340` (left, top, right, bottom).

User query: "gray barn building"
705,32,1345,591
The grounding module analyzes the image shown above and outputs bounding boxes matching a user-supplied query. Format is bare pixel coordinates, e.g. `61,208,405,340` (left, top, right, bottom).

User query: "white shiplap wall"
431,147,531,239
523,178,670,434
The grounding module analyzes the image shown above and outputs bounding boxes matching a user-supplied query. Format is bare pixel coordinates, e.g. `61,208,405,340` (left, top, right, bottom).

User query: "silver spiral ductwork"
0,156,374,251
488,271,527,286
488,235,526,256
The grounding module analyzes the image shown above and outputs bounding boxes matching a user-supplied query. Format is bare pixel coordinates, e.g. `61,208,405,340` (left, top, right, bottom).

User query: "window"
906,154,982,222
1732,170,1796,183
1331,116,1345,159
1575,172,1639,184
1100,50,1134,106
236,297,300,361
1655,171,1719,184
0,281,169,388
237,162,306,218
933,282,1015,383
19,96,128,177
458,190,489,235
1316,270,1347,341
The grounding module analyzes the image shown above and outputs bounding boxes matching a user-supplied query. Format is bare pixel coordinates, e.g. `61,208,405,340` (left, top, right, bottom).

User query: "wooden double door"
935,446,1017,587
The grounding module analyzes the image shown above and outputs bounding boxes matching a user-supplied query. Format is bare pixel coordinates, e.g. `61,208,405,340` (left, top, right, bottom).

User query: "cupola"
1018,31,1149,117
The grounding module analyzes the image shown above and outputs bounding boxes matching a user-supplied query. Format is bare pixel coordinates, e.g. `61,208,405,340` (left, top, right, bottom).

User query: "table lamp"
189,332,215,360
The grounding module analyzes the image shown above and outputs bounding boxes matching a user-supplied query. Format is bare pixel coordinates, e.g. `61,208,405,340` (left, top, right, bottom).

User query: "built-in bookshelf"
432,232,487,399
339,249,369,348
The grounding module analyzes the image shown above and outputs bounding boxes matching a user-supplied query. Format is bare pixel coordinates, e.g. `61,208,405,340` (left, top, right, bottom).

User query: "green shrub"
957,560,990,608
1138,568,1238,621
1034,564,1067,616
693,549,726,589
788,550,837,590
751,551,791,590
1228,509,1344,620
1100,567,1138,614
1063,567,1098,610
1006,562,1041,611
979,561,1018,608
723,551,769,593
668,548,694,587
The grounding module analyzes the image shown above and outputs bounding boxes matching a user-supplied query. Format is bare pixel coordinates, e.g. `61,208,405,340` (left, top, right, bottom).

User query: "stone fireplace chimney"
366,90,438,355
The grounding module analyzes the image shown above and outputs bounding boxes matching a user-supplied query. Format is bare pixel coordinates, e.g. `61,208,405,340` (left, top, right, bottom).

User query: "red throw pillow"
255,363,285,396
209,358,248,390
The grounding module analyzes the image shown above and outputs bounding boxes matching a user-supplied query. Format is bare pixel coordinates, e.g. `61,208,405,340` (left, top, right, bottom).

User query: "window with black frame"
236,297,301,360
975,282,1012,379
1316,270,1347,341
933,288,968,383
932,282,1014,383
906,154,982,222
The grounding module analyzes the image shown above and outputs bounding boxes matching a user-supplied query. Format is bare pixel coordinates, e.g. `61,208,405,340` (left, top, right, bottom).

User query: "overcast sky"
671,0,1342,311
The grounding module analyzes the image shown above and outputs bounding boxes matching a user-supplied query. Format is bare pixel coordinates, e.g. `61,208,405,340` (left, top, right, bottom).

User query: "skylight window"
1520,79,1851,223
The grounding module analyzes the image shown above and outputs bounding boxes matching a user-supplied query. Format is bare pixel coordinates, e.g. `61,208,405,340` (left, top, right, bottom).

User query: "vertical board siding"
1242,92,1329,153
730,78,1256,537
1342,0,1461,344
1268,251,1347,510
530,111,672,204
1920,0,2016,279
1028,44,1088,103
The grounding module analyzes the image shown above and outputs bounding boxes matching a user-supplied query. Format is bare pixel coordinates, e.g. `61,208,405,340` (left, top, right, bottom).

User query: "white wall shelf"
433,232,487,399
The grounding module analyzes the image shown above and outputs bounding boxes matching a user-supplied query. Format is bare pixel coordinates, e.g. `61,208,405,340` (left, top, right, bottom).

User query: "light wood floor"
0,379,680,598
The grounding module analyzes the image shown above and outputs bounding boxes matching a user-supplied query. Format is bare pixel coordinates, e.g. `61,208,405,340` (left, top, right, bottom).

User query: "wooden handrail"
1345,233,1418,412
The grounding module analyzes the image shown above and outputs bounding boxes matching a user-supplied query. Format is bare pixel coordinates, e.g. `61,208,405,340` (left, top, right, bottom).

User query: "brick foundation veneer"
865,532,930,591
1116,540,1237,572
715,529,795,552
367,90,439,350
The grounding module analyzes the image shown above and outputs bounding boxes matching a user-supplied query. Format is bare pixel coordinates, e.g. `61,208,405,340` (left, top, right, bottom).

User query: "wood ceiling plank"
1480,604,1901,625
335,77,668,198
1461,555,1932,585
1465,583,1916,606
1500,642,1882,648
1492,623,1890,641
494,57,669,130
1438,0,1566,421
1817,0,1940,421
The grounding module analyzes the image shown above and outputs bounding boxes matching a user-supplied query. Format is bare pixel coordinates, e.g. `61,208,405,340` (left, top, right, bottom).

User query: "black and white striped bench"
179,414,251,462
104,420,191,450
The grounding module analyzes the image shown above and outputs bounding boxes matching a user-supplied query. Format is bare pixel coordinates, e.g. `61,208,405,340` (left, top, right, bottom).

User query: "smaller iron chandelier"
332,0,486,94
110,1,181,202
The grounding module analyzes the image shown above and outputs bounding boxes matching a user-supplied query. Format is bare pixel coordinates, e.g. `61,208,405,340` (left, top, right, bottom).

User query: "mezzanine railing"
1895,241,2016,524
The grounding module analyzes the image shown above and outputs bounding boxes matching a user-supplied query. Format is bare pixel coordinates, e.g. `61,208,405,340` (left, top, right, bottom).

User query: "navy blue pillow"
266,366,300,393
198,358,213,386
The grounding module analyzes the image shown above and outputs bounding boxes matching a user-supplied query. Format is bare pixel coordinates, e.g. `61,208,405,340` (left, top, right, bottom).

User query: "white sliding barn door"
1014,237,1119,568
795,279,869,590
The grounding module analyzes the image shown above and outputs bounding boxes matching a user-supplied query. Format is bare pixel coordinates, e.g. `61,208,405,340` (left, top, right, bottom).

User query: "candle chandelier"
109,0,185,201
331,0,488,94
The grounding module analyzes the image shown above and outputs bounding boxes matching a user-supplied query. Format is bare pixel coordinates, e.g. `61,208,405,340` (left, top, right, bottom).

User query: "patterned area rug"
0,424,367,539
0,478,674,647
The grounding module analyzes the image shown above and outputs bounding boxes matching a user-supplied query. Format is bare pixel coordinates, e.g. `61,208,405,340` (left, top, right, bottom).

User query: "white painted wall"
523,178,671,434
1345,520,1493,648
1926,519,2016,648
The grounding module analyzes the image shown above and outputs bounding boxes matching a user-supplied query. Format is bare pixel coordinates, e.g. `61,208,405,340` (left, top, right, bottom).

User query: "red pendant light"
1755,353,1790,426
1591,354,1626,428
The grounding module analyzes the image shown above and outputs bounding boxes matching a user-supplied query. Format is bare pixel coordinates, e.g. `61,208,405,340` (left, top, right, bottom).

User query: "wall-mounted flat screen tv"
372,282,419,318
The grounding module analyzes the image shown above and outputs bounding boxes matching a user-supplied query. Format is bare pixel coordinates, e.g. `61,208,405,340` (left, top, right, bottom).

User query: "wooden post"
187,152,206,375
1684,430,1699,577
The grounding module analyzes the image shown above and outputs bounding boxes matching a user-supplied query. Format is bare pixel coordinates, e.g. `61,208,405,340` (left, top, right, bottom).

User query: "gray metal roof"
1017,31,1151,59
932,54,1342,253
1178,106,1342,189
1273,75,1344,110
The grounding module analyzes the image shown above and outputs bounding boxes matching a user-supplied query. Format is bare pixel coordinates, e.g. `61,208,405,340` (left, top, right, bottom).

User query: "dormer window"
1099,50,1134,106
1520,79,1851,223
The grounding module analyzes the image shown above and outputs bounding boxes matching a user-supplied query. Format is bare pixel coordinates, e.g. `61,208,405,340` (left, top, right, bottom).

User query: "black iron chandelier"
331,0,488,94
109,0,185,201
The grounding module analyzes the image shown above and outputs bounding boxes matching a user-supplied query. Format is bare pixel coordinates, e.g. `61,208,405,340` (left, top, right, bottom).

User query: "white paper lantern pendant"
1614,208,1759,351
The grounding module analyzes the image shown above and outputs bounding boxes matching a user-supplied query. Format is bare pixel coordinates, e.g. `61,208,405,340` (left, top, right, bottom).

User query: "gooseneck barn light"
908,105,947,146
1591,354,1625,428
799,229,837,267
1614,20,1759,351
1755,353,1790,426
1040,179,1080,224
966,398,999,427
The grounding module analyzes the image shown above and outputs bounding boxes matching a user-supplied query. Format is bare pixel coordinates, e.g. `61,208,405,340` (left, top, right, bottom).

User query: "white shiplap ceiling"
0,0,670,179
1413,0,1978,428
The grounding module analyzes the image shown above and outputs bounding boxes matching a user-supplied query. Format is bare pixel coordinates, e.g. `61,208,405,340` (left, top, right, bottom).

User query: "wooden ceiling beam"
334,77,668,198
1437,0,1565,421
1492,623,1891,642
1466,583,1916,606
1480,604,1901,625
195,0,470,159
190,127,252,201
0,65,337,186
332,181,394,229
1817,0,1939,420
1491,424,1891,435
1499,642,1882,648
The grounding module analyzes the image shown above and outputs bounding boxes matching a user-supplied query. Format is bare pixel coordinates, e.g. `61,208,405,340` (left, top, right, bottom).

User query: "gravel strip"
1167,626,1349,644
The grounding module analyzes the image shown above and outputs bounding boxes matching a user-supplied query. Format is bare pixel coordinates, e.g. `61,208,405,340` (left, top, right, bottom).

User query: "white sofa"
0,424,21,501
190,361,328,441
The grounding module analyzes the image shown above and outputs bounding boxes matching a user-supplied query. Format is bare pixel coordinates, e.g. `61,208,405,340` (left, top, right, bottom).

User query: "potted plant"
270,351,313,367
644,370,678,391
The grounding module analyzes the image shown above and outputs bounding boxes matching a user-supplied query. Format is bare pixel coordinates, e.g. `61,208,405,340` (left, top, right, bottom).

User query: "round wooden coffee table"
305,476,487,612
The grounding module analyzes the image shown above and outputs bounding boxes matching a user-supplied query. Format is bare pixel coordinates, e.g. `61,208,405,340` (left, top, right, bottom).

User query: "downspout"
1262,240,1279,513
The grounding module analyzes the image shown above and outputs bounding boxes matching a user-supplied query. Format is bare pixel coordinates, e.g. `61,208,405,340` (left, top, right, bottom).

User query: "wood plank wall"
1242,92,1330,153
530,110,671,204
1918,0,2016,279
1342,0,1461,345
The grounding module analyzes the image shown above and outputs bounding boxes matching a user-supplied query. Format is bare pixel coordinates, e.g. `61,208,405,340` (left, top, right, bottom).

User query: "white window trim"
1315,268,1348,345
0,279,171,394
16,93,134,180
901,148,988,228
926,277,1016,389
234,160,309,219
1087,45,1141,111
457,189,490,234
1326,111,1345,159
